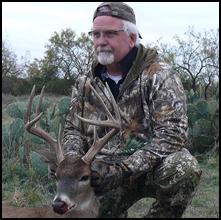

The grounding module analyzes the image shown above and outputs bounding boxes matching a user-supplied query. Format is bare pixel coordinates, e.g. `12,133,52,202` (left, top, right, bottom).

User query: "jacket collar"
119,44,158,97
91,44,158,98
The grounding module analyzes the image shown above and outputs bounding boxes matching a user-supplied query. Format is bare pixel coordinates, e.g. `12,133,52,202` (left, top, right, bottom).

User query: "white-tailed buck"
23,82,121,218
2,201,62,218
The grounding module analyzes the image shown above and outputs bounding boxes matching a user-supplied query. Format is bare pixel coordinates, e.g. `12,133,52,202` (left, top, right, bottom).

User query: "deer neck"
67,190,99,218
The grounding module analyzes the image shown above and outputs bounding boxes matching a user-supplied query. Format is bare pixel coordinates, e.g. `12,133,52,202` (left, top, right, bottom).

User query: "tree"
150,27,219,98
2,40,21,79
26,58,42,79
44,28,94,81
25,58,57,93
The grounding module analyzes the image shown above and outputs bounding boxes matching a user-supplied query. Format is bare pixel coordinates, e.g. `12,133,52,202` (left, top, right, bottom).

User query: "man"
62,2,202,218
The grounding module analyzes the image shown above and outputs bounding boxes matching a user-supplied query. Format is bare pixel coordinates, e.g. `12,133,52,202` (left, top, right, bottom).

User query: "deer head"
25,82,121,217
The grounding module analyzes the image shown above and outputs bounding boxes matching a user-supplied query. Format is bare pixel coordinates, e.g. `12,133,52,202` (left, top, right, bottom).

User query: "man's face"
91,16,136,65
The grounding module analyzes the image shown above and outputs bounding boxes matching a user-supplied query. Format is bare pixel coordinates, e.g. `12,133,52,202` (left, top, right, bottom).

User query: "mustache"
96,46,112,53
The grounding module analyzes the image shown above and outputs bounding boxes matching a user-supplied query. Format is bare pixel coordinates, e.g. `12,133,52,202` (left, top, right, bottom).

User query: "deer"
22,82,122,218
2,200,63,218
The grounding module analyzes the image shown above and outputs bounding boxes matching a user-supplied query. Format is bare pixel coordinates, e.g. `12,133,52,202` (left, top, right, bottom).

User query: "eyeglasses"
88,29,124,39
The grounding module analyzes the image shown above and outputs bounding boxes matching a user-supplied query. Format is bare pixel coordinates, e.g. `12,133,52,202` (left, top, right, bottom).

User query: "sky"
2,2,219,63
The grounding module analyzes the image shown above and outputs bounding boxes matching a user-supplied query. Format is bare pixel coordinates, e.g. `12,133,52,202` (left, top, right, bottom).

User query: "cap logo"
112,11,119,16
97,6,111,13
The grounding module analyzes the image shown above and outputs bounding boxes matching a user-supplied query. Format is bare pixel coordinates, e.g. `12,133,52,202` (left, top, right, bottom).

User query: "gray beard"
97,52,115,65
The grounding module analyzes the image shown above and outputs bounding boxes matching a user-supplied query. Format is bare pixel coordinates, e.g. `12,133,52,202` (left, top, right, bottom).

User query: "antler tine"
57,124,64,163
75,82,121,129
81,126,118,165
35,85,45,127
25,85,64,163
89,83,114,120
25,85,45,131
79,81,122,165
25,85,36,124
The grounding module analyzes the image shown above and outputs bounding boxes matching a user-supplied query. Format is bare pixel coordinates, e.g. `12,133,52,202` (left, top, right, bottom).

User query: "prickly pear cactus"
30,151,48,176
32,95,50,114
18,145,25,161
6,101,26,119
187,90,219,153
49,116,61,136
2,123,10,148
207,99,218,116
26,131,46,145
57,97,71,115
9,118,25,143
195,100,208,118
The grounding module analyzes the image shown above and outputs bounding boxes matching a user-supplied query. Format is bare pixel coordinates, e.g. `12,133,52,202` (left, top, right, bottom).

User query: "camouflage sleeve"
62,77,89,157
124,65,188,174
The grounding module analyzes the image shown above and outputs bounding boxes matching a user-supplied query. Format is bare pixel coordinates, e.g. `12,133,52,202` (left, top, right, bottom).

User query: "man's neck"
93,46,139,79
105,46,138,77
106,63,122,76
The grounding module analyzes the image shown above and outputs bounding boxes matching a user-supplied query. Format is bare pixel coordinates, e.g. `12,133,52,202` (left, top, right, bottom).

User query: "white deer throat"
76,192,98,211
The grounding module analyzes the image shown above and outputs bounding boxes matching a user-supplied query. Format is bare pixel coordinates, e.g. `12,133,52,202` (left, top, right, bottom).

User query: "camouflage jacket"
62,44,188,174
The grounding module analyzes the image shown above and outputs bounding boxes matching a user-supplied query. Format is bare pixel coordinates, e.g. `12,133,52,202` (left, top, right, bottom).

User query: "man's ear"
129,33,137,47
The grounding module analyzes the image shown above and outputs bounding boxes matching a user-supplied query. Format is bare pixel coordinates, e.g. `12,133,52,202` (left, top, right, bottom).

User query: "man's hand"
90,159,132,195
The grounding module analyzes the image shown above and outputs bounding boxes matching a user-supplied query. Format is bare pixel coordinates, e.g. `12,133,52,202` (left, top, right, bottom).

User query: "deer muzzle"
52,198,76,215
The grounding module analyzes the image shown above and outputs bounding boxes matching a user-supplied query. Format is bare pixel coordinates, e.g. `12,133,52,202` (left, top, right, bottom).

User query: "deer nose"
52,198,68,214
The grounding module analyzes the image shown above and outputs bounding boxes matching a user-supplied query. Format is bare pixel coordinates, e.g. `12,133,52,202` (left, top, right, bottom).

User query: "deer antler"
75,82,121,165
25,85,64,164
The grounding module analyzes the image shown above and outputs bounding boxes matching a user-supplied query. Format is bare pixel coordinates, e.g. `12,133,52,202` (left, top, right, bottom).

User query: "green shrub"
46,78,72,95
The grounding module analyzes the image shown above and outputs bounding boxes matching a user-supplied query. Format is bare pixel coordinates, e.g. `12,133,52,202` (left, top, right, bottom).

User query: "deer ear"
36,149,58,168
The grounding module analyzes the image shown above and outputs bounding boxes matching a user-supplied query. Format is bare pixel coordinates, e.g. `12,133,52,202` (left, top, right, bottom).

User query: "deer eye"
80,175,89,182
49,169,57,179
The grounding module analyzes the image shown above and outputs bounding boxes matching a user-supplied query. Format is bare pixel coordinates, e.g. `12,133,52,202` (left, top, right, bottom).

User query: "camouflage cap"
93,2,136,24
